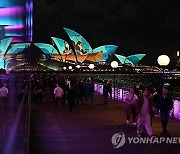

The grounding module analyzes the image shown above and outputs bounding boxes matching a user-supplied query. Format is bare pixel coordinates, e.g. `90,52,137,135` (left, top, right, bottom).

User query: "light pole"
177,51,179,57
76,65,81,77
76,65,81,69
63,66,67,70
111,61,118,100
157,55,170,87
88,64,94,79
68,66,72,70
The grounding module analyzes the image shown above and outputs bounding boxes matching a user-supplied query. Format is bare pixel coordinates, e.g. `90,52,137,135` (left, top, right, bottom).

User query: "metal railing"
95,82,180,121
24,75,32,154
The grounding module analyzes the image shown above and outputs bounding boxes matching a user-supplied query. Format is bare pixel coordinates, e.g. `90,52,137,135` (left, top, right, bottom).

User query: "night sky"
34,0,180,67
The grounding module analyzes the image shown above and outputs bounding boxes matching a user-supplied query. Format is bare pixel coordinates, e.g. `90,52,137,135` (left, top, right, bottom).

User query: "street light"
111,61,118,69
88,64,94,69
177,51,179,57
68,66,72,70
63,66,67,70
76,65,81,77
88,64,94,79
76,65,81,69
157,55,170,87
111,61,118,100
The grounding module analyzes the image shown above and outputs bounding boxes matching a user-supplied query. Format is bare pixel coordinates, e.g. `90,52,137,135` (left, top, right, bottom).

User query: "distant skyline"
34,0,180,67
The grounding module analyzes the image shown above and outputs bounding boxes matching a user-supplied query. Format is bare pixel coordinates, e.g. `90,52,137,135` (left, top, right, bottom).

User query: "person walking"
157,87,173,132
84,80,90,104
136,88,154,138
89,80,94,104
54,83,64,111
67,81,76,112
107,80,112,99
0,83,8,111
134,83,140,98
103,81,109,105
124,89,138,125
78,80,85,104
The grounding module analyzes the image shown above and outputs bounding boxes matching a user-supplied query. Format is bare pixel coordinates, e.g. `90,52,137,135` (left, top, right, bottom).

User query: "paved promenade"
29,93,180,154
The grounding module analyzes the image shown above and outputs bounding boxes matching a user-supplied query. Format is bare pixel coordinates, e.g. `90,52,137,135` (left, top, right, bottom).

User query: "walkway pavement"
0,75,28,154
29,93,180,154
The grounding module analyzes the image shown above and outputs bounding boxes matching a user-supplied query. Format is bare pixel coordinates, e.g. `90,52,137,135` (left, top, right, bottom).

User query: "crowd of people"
0,73,175,138
24,74,176,137
31,74,95,112
101,79,174,137
121,83,173,138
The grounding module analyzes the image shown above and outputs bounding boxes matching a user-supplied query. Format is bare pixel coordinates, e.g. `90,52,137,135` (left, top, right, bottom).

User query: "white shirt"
141,96,149,115
125,93,138,105
0,87,8,97
54,87,64,98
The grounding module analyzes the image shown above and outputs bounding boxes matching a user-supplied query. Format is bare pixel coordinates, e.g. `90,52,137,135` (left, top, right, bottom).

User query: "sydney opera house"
0,1,180,154
0,26,149,72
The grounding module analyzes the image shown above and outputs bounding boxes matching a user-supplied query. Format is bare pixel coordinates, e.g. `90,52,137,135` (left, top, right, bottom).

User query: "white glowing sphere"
76,65,81,69
68,66,72,70
88,64,94,69
157,55,170,66
111,61,118,68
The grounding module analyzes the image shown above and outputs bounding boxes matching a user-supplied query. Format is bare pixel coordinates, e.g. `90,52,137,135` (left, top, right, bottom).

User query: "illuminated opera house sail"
0,0,33,70
35,28,118,64
1,25,146,71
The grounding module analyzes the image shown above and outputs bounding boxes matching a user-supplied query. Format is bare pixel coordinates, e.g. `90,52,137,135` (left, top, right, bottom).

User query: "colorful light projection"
173,99,180,120
0,0,33,42
34,43,58,59
0,26,5,40
35,28,118,64
115,54,146,66
26,0,33,42
63,27,118,62
63,28,93,53
0,37,30,69
7,43,30,54
0,38,13,69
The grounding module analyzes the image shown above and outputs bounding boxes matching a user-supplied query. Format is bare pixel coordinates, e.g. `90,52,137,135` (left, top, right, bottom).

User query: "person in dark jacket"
157,87,173,132
103,81,108,105
134,83,140,98
89,81,95,104
67,82,76,112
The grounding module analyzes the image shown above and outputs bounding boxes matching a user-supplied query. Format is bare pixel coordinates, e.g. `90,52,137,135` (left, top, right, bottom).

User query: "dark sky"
34,0,180,67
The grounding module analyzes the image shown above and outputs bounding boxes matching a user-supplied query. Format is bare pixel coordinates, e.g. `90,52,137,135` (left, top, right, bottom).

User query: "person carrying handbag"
124,89,138,125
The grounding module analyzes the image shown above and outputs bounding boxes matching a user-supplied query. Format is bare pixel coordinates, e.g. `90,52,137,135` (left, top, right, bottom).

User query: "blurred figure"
78,80,85,104
32,87,43,103
124,89,138,125
151,87,159,117
67,82,76,112
157,87,173,132
54,83,64,111
84,80,90,104
75,80,81,105
152,87,158,105
134,83,140,97
136,88,154,137
103,81,109,105
107,80,112,99
89,81,94,104
0,83,8,111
